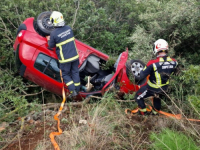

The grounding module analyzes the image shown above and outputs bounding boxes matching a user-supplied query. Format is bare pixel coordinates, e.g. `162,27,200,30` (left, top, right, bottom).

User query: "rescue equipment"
125,98,200,122
49,70,67,150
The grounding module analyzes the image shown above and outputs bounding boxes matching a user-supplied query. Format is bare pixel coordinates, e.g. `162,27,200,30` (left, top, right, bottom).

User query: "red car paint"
13,17,141,100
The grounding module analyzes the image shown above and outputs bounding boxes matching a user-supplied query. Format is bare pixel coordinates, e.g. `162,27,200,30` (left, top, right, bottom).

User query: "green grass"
150,128,200,150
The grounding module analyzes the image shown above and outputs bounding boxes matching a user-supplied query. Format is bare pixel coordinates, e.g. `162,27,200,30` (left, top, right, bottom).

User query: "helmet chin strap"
156,50,168,57
157,53,167,57
54,21,65,27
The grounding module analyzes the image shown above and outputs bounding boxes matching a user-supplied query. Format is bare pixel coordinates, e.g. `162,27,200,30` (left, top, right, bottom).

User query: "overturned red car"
13,11,146,100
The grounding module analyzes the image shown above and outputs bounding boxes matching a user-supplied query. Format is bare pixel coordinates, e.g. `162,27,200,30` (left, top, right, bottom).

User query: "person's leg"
60,62,76,92
135,86,154,115
135,86,147,109
71,59,80,92
153,97,161,111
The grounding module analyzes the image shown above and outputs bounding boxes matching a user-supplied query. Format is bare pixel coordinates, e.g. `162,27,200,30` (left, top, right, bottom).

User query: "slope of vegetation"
0,0,200,149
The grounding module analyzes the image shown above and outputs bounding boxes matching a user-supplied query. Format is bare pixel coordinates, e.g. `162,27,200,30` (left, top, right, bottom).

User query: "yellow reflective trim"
66,81,74,86
59,46,65,61
167,57,173,61
143,66,147,71
59,55,79,63
139,108,147,112
153,63,161,85
159,57,164,62
152,109,158,114
160,57,173,62
74,82,80,86
74,41,79,57
147,80,169,88
56,37,75,47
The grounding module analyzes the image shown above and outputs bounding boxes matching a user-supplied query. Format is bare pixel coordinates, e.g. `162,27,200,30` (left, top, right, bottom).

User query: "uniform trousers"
60,59,80,92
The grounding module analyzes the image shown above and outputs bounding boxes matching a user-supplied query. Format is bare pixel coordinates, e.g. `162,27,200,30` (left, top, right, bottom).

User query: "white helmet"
153,39,169,55
50,11,65,27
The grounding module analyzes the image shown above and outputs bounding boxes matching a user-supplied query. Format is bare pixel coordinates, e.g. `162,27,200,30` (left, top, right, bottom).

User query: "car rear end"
13,17,49,75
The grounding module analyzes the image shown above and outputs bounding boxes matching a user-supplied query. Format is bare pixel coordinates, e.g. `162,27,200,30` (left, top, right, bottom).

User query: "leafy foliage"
0,68,37,122
0,0,200,148
180,65,200,112
129,0,200,64
150,128,200,150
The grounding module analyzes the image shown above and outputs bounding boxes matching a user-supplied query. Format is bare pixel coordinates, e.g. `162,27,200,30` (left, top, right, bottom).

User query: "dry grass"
4,92,200,150
34,93,153,150
56,97,137,150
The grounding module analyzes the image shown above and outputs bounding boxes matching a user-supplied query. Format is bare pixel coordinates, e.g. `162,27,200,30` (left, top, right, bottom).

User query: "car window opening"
79,55,116,93
34,53,118,93
34,53,61,82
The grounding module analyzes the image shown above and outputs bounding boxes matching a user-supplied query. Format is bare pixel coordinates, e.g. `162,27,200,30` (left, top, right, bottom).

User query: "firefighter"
46,11,80,98
135,39,178,115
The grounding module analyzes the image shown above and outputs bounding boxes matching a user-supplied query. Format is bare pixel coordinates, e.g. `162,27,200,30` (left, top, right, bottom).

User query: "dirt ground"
5,122,49,150
3,108,200,150
4,115,159,150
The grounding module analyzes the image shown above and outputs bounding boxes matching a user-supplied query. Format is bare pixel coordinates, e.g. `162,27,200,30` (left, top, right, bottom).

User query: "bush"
129,0,200,64
0,68,39,122
150,128,200,150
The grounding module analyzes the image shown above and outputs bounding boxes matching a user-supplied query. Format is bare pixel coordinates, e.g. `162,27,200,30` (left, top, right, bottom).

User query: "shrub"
129,0,200,65
150,128,200,150
0,68,39,122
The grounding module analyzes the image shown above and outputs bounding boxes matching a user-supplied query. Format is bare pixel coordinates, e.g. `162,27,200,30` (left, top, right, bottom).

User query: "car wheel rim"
131,62,144,77
42,16,54,30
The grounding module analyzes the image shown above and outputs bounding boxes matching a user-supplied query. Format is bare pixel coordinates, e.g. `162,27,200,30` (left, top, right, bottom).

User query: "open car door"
102,49,129,95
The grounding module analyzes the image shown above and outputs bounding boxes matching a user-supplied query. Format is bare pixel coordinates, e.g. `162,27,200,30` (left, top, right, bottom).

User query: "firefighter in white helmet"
46,11,80,98
135,39,178,115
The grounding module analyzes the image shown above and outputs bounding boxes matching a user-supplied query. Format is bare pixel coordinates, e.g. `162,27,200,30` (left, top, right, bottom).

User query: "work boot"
151,107,159,115
68,90,78,98
138,107,153,116
138,108,148,115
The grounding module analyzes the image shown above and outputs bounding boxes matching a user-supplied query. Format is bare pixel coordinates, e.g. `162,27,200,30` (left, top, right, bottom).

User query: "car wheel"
126,59,145,81
36,11,54,36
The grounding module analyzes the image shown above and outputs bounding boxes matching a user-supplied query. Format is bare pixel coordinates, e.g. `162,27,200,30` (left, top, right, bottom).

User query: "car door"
28,44,64,95
102,49,129,94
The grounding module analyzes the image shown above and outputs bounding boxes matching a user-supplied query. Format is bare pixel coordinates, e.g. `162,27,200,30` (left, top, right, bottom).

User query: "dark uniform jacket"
140,55,178,92
48,25,79,63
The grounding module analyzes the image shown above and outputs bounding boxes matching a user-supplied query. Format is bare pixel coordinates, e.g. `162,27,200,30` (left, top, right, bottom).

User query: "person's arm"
46,34,55,50
46,35,50,41
139,63,152,80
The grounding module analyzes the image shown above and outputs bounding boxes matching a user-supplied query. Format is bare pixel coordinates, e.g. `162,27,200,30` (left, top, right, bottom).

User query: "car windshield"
34,53,61,82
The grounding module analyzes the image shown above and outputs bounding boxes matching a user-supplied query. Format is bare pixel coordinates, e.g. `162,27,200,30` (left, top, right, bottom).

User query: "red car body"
13,17,143,100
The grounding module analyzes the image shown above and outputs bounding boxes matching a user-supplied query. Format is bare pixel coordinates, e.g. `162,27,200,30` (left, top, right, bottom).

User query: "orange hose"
49,70,67,150
187,118,200,122
125,98,200,122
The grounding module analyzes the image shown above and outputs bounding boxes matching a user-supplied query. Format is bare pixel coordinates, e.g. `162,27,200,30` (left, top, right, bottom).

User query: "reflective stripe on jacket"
140,56,178,90
48,25,79,63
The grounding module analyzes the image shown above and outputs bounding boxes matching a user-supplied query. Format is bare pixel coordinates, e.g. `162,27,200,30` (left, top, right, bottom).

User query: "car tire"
126,59,145,82
36,11,54,36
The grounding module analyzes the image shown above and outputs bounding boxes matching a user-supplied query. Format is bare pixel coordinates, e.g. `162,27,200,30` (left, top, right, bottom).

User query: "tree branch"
19,89,45,97
0,17,14,43
25,85,40,88
72,0,80,29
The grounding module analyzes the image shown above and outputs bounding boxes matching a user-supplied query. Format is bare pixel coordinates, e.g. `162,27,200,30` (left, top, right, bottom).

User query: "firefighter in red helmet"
135,39,178,115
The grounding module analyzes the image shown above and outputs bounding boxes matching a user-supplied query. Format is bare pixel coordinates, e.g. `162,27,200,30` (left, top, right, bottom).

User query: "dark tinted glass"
44,59,61,82
34,53,61,82
34,54,51,72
